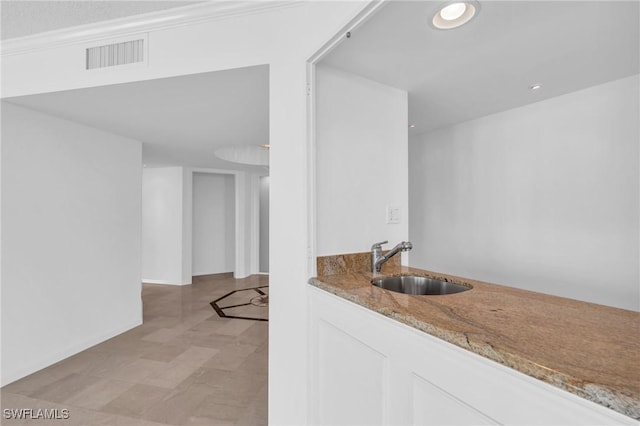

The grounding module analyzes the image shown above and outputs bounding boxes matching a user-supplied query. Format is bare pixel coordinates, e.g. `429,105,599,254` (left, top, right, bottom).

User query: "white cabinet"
308,287,636,425
314,320,388,425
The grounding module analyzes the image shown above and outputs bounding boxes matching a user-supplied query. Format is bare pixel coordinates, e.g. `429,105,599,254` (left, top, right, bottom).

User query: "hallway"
1,274,268,425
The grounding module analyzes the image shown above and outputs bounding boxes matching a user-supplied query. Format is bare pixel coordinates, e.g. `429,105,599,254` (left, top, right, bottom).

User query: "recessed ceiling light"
440,3,466,21
409,124,416,128
529,84,542,91
432,1,478,30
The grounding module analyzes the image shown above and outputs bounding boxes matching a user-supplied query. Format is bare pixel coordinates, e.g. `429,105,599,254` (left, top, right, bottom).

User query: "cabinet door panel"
316,319,388,425
412,373,499,426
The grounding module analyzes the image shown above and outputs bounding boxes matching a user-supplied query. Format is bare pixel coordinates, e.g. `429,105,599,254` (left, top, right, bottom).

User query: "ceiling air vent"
86,39,144,70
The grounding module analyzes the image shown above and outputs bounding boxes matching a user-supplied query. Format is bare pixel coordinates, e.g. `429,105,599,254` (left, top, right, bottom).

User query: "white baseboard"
1,318,142,387
192,271,233,277
141,279,190,286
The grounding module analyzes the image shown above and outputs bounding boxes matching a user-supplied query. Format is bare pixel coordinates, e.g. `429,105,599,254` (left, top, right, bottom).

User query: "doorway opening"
192,172,236,277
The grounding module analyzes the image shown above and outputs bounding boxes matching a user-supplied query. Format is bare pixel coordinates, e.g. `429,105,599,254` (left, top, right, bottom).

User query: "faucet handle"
371,240,388,250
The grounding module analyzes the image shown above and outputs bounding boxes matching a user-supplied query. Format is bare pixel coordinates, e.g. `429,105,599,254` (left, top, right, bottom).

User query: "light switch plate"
387,205,401,224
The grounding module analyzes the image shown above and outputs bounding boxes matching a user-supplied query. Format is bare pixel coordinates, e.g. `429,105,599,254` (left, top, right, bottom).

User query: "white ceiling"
5,65,269,171
4,1,637,172
321,1,640,135
1,0,203,40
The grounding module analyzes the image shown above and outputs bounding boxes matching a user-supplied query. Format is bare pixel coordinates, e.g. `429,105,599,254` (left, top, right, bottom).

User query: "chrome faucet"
371,240,413,273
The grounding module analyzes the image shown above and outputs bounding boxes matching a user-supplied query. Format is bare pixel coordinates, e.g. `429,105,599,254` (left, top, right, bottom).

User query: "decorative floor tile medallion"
210,286,269,321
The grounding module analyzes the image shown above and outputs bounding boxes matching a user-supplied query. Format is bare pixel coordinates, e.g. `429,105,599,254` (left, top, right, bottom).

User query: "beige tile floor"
1,274,269,426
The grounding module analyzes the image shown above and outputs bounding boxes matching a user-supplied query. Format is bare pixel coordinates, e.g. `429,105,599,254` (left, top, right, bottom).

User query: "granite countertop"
309,260,640,420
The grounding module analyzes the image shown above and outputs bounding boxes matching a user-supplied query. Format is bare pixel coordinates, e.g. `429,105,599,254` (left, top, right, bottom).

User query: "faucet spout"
371,241,412,273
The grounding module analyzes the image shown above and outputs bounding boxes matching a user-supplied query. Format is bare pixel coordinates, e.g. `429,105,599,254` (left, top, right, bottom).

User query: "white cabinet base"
308,287,635,425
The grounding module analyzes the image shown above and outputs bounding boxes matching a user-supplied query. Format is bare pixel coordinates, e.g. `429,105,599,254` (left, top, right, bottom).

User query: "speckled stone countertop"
309,263,640,419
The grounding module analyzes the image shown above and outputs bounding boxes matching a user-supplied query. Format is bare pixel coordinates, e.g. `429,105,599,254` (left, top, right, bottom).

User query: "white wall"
259,176,270,273
192,172,235,275
1,2,371,423
409,75,639,311
181,168,193,284
1,102,142,385
233,171,253,279
316,65,409,256
142,167,189,285
142,167,261,283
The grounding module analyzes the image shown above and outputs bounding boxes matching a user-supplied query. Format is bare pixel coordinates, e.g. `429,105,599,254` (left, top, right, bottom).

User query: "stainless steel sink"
371,275,471,295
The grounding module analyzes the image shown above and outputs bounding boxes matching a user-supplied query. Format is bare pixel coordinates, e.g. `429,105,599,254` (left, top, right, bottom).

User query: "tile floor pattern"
211,286,269,322
1,274,269,426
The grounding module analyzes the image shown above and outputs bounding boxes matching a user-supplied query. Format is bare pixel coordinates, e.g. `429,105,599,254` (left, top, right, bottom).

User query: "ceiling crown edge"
1,1,299,56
